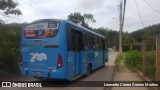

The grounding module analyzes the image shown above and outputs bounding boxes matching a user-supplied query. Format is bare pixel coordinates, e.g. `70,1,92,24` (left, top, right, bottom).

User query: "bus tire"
102,64,105,67
86,64,91,76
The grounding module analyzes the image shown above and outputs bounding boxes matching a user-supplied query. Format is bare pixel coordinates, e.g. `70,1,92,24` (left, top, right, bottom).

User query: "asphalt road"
0,49,117,90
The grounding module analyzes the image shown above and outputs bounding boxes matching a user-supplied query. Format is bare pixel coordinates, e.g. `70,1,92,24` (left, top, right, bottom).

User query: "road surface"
0,49,117,90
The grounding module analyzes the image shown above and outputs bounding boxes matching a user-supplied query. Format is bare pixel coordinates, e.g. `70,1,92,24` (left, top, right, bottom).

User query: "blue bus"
20,19,108,81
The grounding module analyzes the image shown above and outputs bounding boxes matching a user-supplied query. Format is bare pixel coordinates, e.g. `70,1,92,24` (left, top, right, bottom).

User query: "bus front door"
74,30,82,76
67,28,82,80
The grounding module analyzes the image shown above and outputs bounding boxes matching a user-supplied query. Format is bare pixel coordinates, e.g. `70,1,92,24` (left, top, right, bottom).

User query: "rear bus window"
24,21,59,39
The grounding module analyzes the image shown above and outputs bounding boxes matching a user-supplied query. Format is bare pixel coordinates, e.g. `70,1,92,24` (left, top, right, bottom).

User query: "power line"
134,0,145,27
143,0,160,15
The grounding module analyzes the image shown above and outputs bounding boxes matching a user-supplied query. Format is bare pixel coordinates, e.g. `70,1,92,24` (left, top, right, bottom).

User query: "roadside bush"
0,25,21,76
124,50,142,71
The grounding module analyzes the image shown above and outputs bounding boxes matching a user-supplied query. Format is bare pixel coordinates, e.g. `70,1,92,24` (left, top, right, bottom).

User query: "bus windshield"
24,21,59,39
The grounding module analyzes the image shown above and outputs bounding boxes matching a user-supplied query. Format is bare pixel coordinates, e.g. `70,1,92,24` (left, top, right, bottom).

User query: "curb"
137,71,158,90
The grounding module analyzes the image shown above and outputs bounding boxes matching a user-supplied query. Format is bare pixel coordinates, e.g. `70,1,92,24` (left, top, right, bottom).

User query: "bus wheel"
86,64,91,76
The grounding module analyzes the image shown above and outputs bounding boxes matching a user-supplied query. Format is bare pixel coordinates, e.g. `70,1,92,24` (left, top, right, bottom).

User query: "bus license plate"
34,71,42,75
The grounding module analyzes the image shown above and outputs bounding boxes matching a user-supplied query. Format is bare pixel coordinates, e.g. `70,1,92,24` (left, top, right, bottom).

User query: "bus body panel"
67,51,81,77
67,51,77,80
66,50,106,80
80,51,104,71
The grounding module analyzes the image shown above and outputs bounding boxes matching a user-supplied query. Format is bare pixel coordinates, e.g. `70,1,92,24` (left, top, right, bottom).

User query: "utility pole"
119,0,126,55
119,0,123,55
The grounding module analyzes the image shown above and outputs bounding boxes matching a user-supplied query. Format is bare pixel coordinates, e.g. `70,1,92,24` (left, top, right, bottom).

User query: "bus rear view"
20,19,67,80
20,19,108,81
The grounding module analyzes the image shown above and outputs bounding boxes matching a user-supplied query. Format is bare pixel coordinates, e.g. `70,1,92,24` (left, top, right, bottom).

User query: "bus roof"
26,19,106,39
66,20,105,39
25,19,61,26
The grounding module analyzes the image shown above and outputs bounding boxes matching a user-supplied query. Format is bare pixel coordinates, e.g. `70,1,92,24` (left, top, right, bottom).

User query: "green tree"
67,12,96,29
0,0,22,16
123,32,137,49
130,30,143,43
94,27,109,37
94,27,119,48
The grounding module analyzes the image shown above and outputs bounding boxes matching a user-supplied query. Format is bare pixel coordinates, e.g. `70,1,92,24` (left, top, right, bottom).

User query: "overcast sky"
2,0,160,32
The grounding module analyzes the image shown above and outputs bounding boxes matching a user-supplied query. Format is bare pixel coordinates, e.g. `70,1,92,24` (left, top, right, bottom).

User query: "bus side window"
71,30,76,51
84,33,92,50
105,41,108,50
100,39,103,50
83,32,87,50
67,25,83,51
102,40,105,50
67,25,73,51
91,35,94,49
71,29,83,51
95,36,100,50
